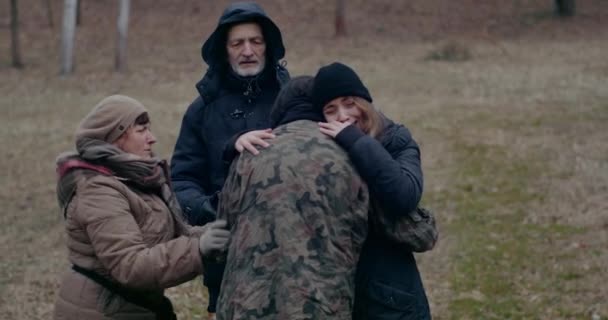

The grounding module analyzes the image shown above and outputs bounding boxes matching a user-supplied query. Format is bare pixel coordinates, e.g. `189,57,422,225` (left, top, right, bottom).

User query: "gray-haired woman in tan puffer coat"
53,95,229,320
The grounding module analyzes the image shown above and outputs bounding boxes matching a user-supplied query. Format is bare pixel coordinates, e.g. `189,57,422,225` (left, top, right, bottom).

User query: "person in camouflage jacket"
216,76,369,320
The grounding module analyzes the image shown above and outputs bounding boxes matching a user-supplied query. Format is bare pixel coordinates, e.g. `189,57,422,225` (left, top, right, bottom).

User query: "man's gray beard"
232,61,266,77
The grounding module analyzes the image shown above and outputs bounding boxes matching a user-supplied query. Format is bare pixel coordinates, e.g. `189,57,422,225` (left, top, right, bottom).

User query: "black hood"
201,2,286,69
269,76,324,128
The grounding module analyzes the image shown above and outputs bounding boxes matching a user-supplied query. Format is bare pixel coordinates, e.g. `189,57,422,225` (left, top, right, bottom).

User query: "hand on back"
235,129,276,155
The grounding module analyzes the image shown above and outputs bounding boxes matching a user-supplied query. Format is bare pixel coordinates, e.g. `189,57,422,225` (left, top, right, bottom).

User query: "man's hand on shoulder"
235,128,276,155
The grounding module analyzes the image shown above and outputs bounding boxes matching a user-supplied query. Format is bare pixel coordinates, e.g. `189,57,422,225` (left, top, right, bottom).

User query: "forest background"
1,0,607,319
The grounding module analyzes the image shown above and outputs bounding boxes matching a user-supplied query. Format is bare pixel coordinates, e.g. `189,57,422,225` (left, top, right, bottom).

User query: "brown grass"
1,0,607,319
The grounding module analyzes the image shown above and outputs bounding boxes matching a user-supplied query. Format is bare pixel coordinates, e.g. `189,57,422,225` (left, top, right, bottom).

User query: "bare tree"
76,0,82,26
335,0,346,37
555,0,575,16
115,0,130,72
60,0,78,75
46,0,54,28
10,0,24,68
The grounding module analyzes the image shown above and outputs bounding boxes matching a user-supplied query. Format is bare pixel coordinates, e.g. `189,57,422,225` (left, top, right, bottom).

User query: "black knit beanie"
312,62,372,110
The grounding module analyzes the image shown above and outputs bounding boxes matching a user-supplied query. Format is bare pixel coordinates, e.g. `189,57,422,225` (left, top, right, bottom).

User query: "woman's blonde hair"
351,96,384,138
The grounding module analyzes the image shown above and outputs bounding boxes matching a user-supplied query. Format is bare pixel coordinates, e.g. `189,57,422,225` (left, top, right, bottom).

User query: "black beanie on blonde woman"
312,62,373,110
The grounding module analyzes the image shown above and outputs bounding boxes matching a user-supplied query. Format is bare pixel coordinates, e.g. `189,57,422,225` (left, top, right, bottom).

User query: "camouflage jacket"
216,120,369,320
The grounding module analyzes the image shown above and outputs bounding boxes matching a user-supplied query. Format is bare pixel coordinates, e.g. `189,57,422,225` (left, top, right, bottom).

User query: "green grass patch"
435,138,586,319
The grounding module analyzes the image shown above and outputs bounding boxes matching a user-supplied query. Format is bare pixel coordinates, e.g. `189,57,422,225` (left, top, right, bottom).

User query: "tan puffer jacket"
54,174,205,320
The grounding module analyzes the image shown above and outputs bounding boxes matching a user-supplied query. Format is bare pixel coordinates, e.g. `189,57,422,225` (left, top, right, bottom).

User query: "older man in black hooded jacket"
170,1,289,315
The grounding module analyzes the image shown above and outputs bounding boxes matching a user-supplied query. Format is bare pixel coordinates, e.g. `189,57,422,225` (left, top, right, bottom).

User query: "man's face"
226,23,266,77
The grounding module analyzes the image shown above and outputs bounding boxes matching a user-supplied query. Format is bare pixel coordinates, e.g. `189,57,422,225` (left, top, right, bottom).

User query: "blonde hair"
352,97,384,138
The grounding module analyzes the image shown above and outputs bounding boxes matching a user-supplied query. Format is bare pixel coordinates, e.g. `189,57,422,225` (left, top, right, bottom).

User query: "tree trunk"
10,0,24,68
76,0,81,26
46,0,54,28
555,0,575,16
115,0,130,72
60,0,78,75
334,0,346,37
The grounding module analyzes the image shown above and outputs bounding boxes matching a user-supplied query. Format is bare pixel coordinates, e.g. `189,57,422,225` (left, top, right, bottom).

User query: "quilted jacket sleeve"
75,176,204,290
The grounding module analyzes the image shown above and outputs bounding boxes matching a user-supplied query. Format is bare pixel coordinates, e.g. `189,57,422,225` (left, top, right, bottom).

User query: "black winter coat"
171,1,288,226
334,117,431,320
169,3,290,312
171,69,288,313
171,67,288,226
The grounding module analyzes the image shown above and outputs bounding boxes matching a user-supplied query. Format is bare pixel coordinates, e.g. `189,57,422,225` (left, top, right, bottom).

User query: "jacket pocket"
364,280,419,320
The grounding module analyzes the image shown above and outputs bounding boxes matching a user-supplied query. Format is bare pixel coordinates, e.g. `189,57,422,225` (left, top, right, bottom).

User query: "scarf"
56,138,189,235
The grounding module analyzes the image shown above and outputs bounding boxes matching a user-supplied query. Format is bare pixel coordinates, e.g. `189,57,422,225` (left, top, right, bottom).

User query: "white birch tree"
60,0,78,75
115,0,130,72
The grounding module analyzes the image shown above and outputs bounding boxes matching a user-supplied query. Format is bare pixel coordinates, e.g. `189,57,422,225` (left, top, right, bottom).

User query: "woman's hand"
235,129,276,155
318,121,353,138
199,220,230,256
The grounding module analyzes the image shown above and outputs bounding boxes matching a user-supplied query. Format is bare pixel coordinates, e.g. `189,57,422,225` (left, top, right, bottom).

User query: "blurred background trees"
6,0,585,72
555,0,575,16
10,0,23,68
60,0,77,74
334,0,346,37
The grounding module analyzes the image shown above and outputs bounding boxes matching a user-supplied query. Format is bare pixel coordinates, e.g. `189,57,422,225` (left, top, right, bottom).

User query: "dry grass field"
1,0,607,319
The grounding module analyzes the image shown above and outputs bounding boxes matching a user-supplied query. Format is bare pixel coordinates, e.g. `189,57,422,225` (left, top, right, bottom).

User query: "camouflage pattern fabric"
370,201,438,252
216,120,369,320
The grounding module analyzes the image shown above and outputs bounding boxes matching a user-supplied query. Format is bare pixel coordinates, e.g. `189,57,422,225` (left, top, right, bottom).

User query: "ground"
1,0,607,319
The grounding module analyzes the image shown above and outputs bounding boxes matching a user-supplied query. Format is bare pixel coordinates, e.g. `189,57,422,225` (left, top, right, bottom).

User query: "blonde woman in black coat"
312,62,431,320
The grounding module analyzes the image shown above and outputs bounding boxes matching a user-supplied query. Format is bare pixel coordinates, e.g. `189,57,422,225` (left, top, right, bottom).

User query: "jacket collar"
195,63,290,105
